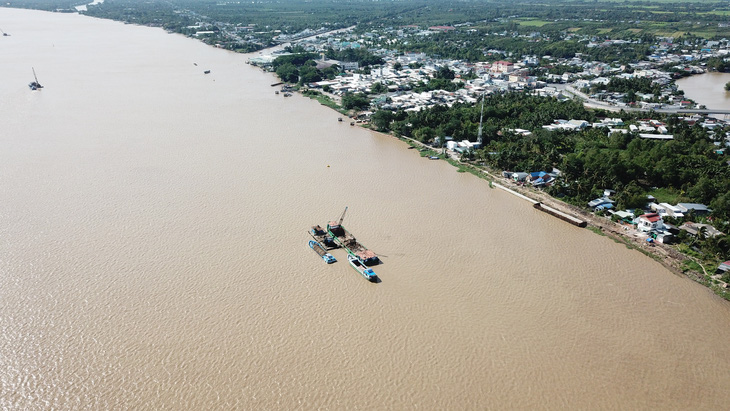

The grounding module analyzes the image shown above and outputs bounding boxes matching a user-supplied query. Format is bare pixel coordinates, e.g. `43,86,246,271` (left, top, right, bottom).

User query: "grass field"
649,187,686,205
515,19,552,27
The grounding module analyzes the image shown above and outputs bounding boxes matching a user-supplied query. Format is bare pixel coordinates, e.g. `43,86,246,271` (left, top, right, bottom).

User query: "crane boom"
338,206,348,226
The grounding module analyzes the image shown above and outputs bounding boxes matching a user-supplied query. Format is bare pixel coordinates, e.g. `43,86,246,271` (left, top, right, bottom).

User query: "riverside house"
636,213,664,233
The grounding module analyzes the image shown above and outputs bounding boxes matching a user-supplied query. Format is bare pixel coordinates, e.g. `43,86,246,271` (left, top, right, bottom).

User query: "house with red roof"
636,213,664,233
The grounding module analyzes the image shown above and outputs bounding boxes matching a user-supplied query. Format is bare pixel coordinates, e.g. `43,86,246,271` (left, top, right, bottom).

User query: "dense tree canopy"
373,93,730,221
341,92,370,110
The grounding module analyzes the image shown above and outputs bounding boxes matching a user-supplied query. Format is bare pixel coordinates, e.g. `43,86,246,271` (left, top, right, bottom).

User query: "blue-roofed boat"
347,255,377,282
309,240,336,264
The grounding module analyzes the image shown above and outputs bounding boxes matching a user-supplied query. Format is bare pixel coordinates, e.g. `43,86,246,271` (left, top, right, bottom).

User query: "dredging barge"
309,225,338,249
326,207,380,266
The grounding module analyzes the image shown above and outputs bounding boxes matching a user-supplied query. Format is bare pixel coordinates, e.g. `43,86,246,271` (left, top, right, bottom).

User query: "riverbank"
196,20,730,300
385,132,730,300
8,9,730,408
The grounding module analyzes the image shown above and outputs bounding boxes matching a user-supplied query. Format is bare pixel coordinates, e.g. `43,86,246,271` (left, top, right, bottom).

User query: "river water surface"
3,8,730,410
676,71,730,112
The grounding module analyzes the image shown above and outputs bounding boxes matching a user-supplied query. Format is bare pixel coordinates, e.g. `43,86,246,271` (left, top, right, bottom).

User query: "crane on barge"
326,207,380,266
28,67,43,90
328,206,347,236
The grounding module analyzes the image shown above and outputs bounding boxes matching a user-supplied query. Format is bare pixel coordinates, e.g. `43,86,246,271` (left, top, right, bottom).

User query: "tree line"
370,93,729,220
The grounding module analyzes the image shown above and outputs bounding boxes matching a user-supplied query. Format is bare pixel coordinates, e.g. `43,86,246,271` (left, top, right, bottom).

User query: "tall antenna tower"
477,91,485,145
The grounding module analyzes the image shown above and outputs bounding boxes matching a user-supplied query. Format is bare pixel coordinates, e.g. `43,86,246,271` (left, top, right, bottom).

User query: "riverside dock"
494,183,587,228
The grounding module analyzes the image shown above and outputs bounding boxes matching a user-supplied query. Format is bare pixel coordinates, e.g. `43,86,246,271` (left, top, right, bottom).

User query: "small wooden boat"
348,255,377,282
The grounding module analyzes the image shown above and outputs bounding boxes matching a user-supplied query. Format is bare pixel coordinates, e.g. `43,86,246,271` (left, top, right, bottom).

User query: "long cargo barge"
327,221,380,266
533,202,587,227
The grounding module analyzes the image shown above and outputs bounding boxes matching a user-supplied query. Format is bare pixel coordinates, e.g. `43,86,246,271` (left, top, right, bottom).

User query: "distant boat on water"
28,67,43,90
203,70,211,74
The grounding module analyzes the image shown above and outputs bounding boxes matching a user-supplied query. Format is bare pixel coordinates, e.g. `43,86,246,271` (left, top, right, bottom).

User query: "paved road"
558,84,728,115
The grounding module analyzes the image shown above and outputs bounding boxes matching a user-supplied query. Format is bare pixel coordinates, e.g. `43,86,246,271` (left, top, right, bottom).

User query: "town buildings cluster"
249,25,730,275
246,24,729,119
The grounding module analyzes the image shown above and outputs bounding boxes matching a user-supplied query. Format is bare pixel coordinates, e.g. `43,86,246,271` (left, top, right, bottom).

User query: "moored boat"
327,207,380,266
310,225,337,249
309,240,336,264
347,255,377,282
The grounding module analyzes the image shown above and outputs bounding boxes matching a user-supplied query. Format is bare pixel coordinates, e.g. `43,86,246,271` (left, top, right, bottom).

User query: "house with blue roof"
588,196,615,209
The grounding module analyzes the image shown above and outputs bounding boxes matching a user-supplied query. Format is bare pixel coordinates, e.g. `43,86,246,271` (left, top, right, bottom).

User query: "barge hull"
327,224,379,265
533,202,587,227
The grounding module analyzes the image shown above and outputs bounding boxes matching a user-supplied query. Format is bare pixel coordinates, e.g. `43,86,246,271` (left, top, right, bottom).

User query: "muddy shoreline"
394,135,722,291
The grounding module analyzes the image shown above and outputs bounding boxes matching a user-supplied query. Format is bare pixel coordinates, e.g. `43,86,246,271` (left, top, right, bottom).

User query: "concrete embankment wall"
494,183,539,205
494,183,587,228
